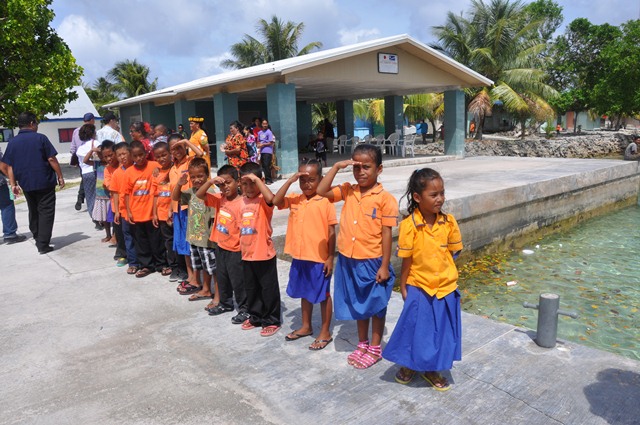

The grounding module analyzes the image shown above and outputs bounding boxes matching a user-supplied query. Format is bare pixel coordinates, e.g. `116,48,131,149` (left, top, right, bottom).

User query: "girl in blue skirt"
317,144,398,369
382,168,463,391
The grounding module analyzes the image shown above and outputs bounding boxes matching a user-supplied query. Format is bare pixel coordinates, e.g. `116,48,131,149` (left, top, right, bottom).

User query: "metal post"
523,293,579,348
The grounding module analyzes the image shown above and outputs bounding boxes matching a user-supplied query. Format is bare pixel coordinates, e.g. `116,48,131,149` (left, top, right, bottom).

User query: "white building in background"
0,86,100,163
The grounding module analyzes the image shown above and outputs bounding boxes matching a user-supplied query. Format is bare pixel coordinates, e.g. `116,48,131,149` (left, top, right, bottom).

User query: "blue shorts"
172,209,190,256
287,259,331,304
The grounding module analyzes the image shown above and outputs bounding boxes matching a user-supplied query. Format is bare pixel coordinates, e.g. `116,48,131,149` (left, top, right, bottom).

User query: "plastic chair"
334,135,347,153
382,132,399,155
400,134,416,157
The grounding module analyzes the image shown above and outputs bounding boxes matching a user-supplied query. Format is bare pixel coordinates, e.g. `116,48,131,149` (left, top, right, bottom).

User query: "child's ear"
412,192,421,203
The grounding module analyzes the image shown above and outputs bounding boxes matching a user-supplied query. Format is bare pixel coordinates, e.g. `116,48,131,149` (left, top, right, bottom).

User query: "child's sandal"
347,340,369,365
353,344,382,369
395,367,416,385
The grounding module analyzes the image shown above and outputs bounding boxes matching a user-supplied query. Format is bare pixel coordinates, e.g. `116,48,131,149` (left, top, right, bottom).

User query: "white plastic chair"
373,134,385,146
362,134,372,144
345,136,361,154
333,135,347,153
382,133,399,155
399,134,416,157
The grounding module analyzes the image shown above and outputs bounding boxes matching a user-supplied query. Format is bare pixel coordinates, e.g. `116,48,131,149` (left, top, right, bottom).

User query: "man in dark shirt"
3,112,65,254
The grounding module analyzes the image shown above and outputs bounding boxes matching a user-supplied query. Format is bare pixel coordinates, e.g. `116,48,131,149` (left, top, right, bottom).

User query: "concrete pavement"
1,156,639,425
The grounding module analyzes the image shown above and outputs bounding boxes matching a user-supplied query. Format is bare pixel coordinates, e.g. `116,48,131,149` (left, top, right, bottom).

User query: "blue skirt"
382,285,462,371
172,209,191,255
106,203,114,223
287,259,331,304
333,254,395,320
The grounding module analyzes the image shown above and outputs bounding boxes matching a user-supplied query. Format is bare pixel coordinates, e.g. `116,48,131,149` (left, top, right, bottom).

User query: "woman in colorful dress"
188,116,211,173
222,120,248,170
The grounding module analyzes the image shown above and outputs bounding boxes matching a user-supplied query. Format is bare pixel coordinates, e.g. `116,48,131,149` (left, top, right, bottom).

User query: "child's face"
116,147,132,167
169,141,186,162
131,147,147,167
154,147,171,168
189,167,208,190
102,148,115,166
215,173,239,200
240,174,261,198
298,165,321,197
413,178,445,217
352,152,381,191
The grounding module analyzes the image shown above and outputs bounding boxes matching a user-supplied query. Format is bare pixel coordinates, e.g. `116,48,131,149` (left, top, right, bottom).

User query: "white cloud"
195,52,234,78
338,28,381,45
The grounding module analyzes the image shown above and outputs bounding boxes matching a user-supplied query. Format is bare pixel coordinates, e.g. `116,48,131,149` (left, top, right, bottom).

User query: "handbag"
70,153,79,166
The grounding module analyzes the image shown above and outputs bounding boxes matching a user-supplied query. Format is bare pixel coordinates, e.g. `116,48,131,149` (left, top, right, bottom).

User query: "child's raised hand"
177,173,188,186
375,266,390,284
240,174,258,183
211,176,226,186
289,171,308,183
334,160,360,170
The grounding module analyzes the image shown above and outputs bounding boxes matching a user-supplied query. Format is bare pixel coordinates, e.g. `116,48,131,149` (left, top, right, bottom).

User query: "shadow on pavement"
584,368,640,425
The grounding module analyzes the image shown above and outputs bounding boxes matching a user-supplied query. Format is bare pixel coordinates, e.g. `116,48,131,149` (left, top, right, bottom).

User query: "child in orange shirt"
124,140,164,278
111,142,138,273
152,142,176,278
383,168,462,391
273,160,337,349
103,141,124,263
317,144,398,369
196,165,248,322
171,158,218,304
236,162,281,337
169,134,205,291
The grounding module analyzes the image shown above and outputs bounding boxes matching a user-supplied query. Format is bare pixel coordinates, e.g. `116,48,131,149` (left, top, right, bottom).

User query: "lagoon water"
459,205,640,360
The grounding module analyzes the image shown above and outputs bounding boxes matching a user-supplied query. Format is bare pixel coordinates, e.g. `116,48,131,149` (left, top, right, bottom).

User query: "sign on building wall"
378,53,398,74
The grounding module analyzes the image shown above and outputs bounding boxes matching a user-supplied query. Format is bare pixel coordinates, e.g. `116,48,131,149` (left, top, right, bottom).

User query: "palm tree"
404,93,445,142
432,0,557,139
107,59,158,98
222,15,322,69
84,77,119,115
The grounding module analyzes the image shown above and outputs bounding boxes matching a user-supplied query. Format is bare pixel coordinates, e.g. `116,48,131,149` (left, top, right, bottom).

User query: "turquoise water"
459,205,640,360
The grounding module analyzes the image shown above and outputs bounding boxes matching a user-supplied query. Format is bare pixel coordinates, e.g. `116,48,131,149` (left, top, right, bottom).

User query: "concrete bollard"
523,293,579,348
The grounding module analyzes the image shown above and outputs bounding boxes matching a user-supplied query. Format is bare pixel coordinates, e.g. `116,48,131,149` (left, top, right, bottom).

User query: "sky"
50,0,639,91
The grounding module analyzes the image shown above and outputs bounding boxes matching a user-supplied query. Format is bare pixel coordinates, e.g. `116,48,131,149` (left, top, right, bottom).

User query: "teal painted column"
296,102,312,150
444,90,465,157
266,83,298,176
336,100,354,137
213,93,238,168
384,95,403,137
174,100,196,130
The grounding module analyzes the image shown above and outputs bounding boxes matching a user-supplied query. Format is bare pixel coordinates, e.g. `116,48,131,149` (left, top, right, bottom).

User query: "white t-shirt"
97,125,123,144
76,140,97,175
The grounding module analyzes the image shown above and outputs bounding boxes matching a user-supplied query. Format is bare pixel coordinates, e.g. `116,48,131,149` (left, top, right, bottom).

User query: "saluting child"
152,142,177,278
124,140,165,278
171,157,218,305
317,144,398,369
273,159,337,350
382,168,462,391
236,162,281,337
196,165,248,322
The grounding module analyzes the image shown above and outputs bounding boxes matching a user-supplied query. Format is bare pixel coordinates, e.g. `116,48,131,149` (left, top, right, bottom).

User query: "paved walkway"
2,156,639,425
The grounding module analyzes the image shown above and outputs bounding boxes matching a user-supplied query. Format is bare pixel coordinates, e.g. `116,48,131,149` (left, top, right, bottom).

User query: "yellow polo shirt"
397,210,463,298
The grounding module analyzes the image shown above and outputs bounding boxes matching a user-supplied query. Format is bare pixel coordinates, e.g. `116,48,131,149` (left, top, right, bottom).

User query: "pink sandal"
347,340,369,365
354,344,382,369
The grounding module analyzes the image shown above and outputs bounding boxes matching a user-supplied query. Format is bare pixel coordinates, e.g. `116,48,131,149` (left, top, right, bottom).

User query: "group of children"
90,135,464,390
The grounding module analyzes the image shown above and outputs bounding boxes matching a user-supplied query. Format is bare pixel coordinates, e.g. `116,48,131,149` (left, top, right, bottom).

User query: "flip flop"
260,325,281,337
309,338,333,351
126,266,139,275
188,294,212,302
241,319,256,330
135,268,153,278
285,331,313,341
420,372,451,392
394,367,416,385
177,282,201,295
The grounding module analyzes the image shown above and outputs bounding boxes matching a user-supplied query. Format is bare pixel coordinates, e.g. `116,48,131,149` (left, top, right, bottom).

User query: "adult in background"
4,112,64,254
222,120,248,170
70,112,95,210
416,119,428,143
177,124,188,139
624,137,639,161
97,111,124,144
129,121,154,160
0,146,27,244
75,124,100,227
257,118,275,184
188,116,211,172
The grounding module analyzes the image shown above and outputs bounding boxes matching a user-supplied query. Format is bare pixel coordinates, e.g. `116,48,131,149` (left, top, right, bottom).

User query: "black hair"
189,157,209,174
79,123,96,142
168,133,182,144
114,141,130,152
404,168,445,215
299,158,322,176
100,140,115,151
130,140,145,151
353,143,382,166
130,121,149,137
17,112,37,128
239,161,262,179
230,120,244,132
153,142,169,152
217,164,239,180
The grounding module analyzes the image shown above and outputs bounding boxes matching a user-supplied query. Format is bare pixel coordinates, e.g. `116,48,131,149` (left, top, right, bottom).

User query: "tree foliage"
523,0,563,42
83,77,119,115
0,0,83,127
106,59,158,98
222,15,322,69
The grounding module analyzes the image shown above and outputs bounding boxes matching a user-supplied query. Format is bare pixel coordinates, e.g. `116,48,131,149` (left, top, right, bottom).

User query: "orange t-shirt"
239,194,275,261
109,166,130,218
169,157,191,212
104,164,118,212
155,168,172,222
280,193,337,263
124,161,159,222
205,193,243,252
330,182,398,259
